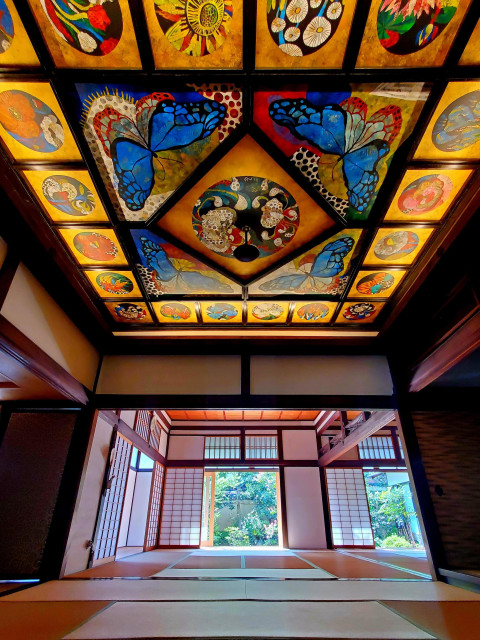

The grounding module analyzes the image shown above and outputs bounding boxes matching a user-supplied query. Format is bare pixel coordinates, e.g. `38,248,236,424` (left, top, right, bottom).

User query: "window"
245,435,278,459
135,410,152,441
359,436,395,460
204,436,241,459
130,447,155,470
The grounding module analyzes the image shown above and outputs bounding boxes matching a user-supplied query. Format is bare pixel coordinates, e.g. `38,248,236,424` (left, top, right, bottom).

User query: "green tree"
366,483,416,546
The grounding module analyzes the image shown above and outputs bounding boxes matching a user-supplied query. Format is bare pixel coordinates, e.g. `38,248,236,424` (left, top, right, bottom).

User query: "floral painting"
336,301,385,323
357,0,472,68
0,0,39,66
247,301,289,322
254,84,428,221
348,270,406,299
132,229,241,296
384,168,472,222
58,227,128,266
77,82,242,221
200,300,243,322
85,270,142,298
256,0,357,69
105,301,152,323
0,82,80,161
0,0,13,53
249,229,362,296
192,176,300,259
414,82,480,160
363,227,434,266
153,301,198,323
291,301,337,323
27,0,141,68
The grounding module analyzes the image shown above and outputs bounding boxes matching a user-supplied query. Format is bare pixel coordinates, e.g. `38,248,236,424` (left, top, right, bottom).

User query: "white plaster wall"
117,469,136,548
62,414,113,576
282,430,318,460
1,264,99,389
127,471,153,546
167,436,205,460
284,467,327,549
159,430,168,457
251,356,393,396
97,355,241,395
120,410,136,429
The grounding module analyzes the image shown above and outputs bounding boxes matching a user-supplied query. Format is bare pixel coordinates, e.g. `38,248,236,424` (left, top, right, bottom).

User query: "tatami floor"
1,548,480,639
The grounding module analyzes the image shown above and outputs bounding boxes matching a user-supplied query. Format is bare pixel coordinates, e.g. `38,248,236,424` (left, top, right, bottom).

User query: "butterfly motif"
141,237,234,294
93,92,226,211
269,97,402,212
259,237,355,293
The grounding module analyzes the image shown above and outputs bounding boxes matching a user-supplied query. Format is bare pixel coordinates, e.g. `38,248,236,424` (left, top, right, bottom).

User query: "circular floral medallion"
252,302,284,321
0,1,14,53
398,174,453,214
40,0,123,56
0,90,64,152
155,0,232,57
192,176,299,259
114,303,147,321
160,303,192,320
297,302,330,320
42,175,96,216
267,0,344,58
73,232,118,261
356,272,394,295
206,302,238,320
432,91,480,152
343,302,376,321
377,0,458,55
374,231,419,261
96,272,134,296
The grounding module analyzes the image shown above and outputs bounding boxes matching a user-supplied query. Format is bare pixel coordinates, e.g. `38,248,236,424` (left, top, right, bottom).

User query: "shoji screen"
144,463,165,551
325,468,374,548
158,468,204,547
93,433,132,563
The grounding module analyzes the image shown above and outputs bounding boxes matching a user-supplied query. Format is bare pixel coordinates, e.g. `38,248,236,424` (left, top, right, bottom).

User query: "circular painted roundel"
343,303,376,321
432,91,480,152
192,176,299,260
374,231,419,261
96,272,134,296
42,175,96,216
297,302,330,321
267,0,344,58
114,303,147,321
206,302,238,320
398,174,453,214
73,232,118,261
356,272,394,296
377,0,458,56
252,303,284,321
160,303,192,320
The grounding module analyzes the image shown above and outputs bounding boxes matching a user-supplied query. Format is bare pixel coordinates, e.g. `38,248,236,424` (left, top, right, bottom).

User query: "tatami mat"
297,551,425,579
244,579,480,601
156,568,334,578
63,600,434,639
65,551,190,579
383,601,480,640
349,550,431,575
245,555,312,569
3,579,247,601
173,555,242,569
0,601,111,640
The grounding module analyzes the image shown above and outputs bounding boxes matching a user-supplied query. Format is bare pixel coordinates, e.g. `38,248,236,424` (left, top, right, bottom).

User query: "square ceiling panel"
143,0,242,69
21,169,109,223
26,0,141,68
383,168,473,223
254,83,429,222
459,19,480,65
414,82,480,161
356,0,472,69
75,82,242,222
363,227,435,267
153,301,199,323
291,301,337,324
256,0,357,69
249,228,362,296
0,0,39,67
132,228,242,296
200,301,244,323
105,301,153,323
156,134,338,279
247,301,290,323
336,301,386,324
348,269,407,300
58,227,128,266
0,81,81,162
84,270,143,299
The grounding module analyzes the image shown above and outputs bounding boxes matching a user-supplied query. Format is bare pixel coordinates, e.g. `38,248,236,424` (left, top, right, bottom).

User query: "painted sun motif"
155,0,233,57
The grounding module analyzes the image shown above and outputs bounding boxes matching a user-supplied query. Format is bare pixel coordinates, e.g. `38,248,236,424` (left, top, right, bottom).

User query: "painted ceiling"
0,0,479,336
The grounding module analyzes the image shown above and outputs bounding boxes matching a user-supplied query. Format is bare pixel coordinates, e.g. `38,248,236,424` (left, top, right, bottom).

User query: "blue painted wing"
177,271,233,294
259,274,309,293
342,142,389,212
269,99,346,156
310,238,355,278
150,100,227,152
111,140,154,212
140,238,178,282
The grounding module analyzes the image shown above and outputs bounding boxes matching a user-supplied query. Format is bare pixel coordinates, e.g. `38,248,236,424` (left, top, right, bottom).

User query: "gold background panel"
58,228,128,266
348,270,407,300
0,0,39,67
153,301,199,323
200,301,243,323
22,169,109,223
247,301,289,323
336,301,386,324
459,19,480,65
84,270,142,299
291,301,337,324
105,302,152,323
364,227,434,267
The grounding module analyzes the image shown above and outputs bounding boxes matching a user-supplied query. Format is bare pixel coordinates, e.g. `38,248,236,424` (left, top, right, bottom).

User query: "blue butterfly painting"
252,232,360,296
93,92,226,212
269,96,403,214
132,230,240,296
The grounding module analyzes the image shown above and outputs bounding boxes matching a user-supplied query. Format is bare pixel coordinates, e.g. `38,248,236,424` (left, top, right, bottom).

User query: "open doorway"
364,470,424,550
201,470,281,547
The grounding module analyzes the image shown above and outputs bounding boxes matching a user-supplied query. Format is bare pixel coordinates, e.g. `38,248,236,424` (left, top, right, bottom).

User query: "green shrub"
381,534,411,548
